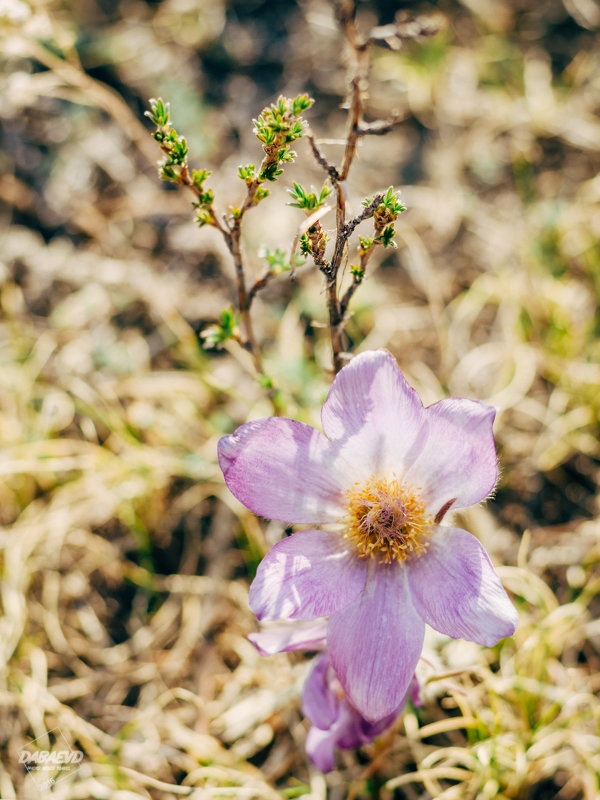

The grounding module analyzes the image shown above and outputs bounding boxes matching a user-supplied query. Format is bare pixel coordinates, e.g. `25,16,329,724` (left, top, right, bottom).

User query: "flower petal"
405,398,498,517
407,526,519,646
303,653,403,752
249,530,368,622
328,562,425,722
333,702,372,749
320,350,426,479
248,619,328,656
218,417,346,524
305,725,336,772
357,709,401,746
302,654,339,730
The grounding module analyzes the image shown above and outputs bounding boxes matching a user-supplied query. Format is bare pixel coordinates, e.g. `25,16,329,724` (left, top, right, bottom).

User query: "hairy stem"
227,228,263,375
172,163,275,403
306,3,371,373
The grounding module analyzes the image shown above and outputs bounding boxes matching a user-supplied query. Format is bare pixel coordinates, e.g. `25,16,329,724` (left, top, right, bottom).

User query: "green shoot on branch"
287,183,332,213
260,247,304,275
200,308,238,350
146,93,315,412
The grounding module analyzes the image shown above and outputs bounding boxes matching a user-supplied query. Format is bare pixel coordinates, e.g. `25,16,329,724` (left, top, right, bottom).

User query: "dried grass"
0,0,599,798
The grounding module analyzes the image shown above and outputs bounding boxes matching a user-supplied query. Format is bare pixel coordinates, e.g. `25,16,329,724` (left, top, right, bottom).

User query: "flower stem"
305,2,410,373
167,162,281,411
304,8,370,373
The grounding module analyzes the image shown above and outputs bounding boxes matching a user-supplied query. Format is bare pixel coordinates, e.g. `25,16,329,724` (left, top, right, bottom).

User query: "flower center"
342,476,433,564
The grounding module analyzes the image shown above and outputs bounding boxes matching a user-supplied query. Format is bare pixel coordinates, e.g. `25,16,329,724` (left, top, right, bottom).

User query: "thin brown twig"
295,0,380,372
217,141,308,385
339,196,384,318
178,164,228,235
175,158,282,388
366,15,444,50
247,269,275,305
357,115,405,136
168,162,268,380
343,194,384,239
339,274,362,320
339,72,366,183
306,133,340,181
226,228,263,374
305,0,412,373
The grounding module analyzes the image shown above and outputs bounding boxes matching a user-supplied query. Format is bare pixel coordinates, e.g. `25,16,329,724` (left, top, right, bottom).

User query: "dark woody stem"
247,269,275,305
339,203,383,319
344,194,383,237
220,146,288,380
307,1,414,373
306,4,373,374
172,163,282,411
224,226,263,375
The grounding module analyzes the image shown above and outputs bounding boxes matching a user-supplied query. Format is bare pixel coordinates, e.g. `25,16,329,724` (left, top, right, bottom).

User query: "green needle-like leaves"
287,182,332,212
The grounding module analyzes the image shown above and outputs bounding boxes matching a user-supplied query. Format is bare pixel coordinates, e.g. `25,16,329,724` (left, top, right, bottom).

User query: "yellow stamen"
342,476,433,564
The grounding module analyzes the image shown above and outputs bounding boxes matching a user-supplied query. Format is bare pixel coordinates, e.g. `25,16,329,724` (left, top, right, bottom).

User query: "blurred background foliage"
0,0,599,798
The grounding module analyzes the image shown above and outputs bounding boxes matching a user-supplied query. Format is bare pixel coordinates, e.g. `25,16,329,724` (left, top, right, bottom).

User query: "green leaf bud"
299,233,312,255
160,163,177,181
254,187,270,203
238,164,256,184
358,236,373,256
287,182,331,212
195,209,214,228
200,307,238,349
192,168,211,187
260,162,283,182
377,224,397,247
146,97,171,128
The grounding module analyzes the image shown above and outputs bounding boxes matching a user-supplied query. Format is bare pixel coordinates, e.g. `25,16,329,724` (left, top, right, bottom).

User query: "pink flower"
248,618,328,656
219,350,518,722
302,652,417,772
249,618,419,772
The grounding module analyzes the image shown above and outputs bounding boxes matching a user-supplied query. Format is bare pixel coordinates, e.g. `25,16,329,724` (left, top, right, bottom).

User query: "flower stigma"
342,476,433,564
